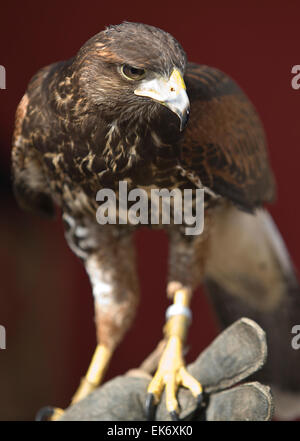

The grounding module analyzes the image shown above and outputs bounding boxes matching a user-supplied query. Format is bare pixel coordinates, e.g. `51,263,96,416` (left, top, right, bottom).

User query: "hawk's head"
75,22,189,131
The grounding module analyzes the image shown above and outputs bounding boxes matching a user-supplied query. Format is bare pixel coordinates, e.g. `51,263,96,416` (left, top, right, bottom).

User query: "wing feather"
182,63,276,211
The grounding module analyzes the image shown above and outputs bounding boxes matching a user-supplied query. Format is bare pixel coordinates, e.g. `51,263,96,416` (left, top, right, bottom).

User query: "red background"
0,0,299,420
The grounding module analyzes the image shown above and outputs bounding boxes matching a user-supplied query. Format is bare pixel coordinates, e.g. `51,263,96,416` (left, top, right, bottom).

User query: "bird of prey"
12,22,300,420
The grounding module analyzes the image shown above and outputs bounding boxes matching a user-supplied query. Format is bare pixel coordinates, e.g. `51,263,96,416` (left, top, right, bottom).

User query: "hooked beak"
134,68,190,131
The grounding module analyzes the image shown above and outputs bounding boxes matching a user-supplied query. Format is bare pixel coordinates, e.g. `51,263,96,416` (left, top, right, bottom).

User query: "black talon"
193,392,204,417
191,391,207,420
170,410,180,421
197,392,203,408
35,406,55,421
145,393,157,421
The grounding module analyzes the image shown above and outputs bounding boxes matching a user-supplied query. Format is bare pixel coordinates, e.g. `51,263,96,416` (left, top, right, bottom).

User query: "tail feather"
204,203,300,418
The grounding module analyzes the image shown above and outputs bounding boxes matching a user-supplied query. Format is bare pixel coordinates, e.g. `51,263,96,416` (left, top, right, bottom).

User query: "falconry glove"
58,318,273,421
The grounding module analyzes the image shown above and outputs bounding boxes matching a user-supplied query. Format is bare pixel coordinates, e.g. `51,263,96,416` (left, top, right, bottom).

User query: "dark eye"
121,64,146,80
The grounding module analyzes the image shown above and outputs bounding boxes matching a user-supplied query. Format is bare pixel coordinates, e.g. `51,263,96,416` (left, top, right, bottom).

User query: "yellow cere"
170,69,186,91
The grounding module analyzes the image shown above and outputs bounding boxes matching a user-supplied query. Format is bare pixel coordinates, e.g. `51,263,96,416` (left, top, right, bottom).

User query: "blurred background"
0,0,299,420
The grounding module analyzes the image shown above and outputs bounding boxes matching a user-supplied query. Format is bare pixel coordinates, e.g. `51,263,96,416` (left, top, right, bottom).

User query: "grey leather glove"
60,318,273,421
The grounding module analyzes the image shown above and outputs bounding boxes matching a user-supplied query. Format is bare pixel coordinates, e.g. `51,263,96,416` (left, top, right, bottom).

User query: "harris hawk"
12,22,300,420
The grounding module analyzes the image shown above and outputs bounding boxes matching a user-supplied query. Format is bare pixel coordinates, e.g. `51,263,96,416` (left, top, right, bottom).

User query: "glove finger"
188,317,267,393
205,382,274,421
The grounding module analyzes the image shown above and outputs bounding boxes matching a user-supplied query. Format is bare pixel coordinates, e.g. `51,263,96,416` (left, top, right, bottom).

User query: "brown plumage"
12,22,300,418
183,63,275,210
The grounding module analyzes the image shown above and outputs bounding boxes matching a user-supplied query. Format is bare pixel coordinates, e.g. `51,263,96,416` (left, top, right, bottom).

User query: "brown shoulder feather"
181,63,276,211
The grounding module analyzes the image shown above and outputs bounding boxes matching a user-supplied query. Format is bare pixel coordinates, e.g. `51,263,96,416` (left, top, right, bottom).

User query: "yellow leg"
71,344,112,404
146,289,203,419
41,344,112,421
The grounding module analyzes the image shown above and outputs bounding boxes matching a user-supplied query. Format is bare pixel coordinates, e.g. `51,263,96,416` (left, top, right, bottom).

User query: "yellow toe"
179,366,203,397
147,336,202,416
